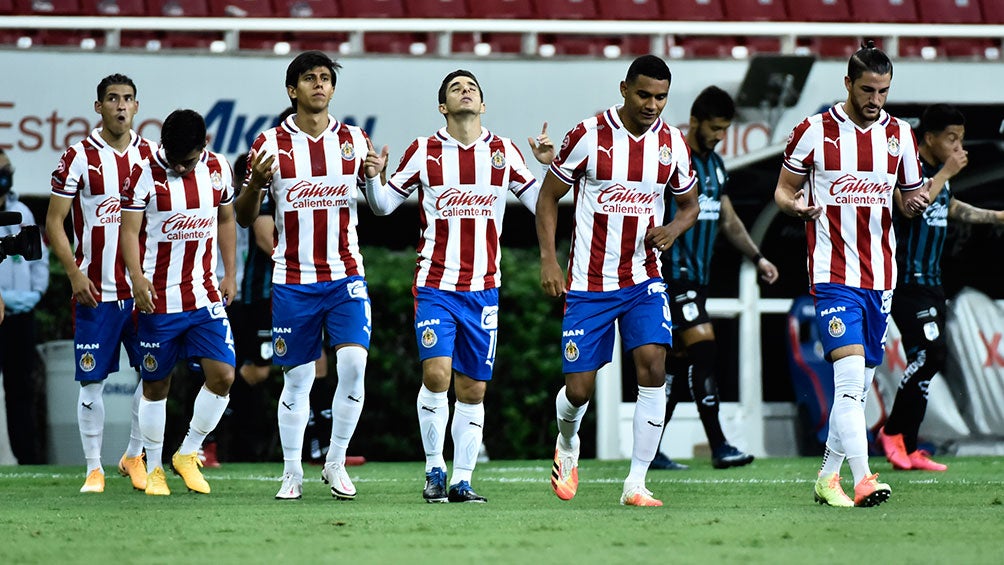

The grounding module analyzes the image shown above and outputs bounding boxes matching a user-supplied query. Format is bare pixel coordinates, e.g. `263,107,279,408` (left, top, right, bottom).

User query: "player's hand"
942,149,968,178
644,225,677,253
903,184,930,217
364,139,389,180
68,269,100,308
790,189,823,221
528,122,555,166
540,259,567,298
248,148,277,189
757,258,780,284
131,276,156,314
219,274,237,308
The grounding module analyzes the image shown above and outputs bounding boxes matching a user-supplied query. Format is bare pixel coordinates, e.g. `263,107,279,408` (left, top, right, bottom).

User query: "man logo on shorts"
79,352,96,373
828,316,846,338
421,327,438,348
274,336,287,357
143,353,158,373
564,339,580,362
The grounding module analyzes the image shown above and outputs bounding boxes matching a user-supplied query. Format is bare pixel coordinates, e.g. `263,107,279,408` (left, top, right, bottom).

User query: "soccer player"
651,86,778,471
120,109,237,496
879,104,1003,472
46,74,153,492
235,51,371,501
363,69,552,503
537,55,699,507
774,41,929,508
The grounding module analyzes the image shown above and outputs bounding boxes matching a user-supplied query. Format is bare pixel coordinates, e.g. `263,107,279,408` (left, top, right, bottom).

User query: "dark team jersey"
894,159,951,287
663,150,728,285
240,193,275,303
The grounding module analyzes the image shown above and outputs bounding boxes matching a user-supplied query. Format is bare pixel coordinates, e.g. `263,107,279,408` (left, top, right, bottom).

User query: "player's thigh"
414,287,458,363
73,301,134,381
812,283,867,361
271,283,324,367
450,289,498,382
561,289,622,374
620,279,673,352
325,276,372,350
136,312,187,382
184,304,237,370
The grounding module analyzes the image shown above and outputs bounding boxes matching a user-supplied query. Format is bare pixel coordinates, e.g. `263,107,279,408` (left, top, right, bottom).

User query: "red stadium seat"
0,0,12,13
848,0,918,22
660,0,724,20
451,31,524,54
405,0,469,18
120,30,220,49
208,1,275,17
533,0,598,19
941,37,997,58
273,0,340,17
159,0,210,16
467,0,533,18
363,32,434,54
13,0,81,14
341,0,405,17
799,36,861,59
722,0,786,20
983,0,1004,22
785,0,850,22
80,0,147,15
239,31,349,52
597,0,661,20
671,36,740,58
916,0,983,23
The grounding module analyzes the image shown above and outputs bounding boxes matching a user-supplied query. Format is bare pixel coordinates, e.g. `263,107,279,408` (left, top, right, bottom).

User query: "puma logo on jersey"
596,145,614,158
427,154,443,165
276,148,294,160
87,163,104,175
823,136,839,148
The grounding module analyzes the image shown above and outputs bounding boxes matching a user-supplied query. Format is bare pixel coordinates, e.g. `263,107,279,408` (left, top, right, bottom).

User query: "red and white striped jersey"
783,103,924,291
50,129,157,302
387,127,537,291
121,148,234,313
551,105,696,292
247,115,368,285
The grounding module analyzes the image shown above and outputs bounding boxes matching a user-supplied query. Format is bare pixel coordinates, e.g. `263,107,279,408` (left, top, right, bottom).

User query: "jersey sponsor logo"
274,336,287,357
421,326,438,348
490,149,505,170
347,280,368,300
819,306,846,316
79,352,96,372
340,140,356,161
562,328,584,337
285,179,352,209
658,144,672,166
95,196,122,225
828,316,846,338
434,187,498,218
161,212,215,241
76,343,100,350
697,193,722,221
887,135,901,157
828,174,891,206
140,341,160,348
481,305,498,330
143,353,158,373
595,183,657,215
564,339,580,362
416,318,440,328
273,326,292,334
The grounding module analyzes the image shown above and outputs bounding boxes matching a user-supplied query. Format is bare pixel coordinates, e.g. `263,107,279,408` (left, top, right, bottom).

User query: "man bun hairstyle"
848,39,893,82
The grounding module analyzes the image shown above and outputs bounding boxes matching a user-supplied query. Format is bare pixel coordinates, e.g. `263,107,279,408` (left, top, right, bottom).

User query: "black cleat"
649,451,689,470
711,443,755,469
447,481,487,503
423,467,448,503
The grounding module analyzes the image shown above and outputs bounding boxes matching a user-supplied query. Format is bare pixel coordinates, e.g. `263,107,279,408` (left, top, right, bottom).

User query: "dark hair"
96,73,137,101
161,109,206,161
625,55,671,84
285,50,340,109
919,104,965,138
690,86,735,122
848,40,893,82
438,70,482,104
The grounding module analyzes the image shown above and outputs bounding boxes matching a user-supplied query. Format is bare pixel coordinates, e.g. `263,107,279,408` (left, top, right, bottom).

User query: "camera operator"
0,148,50,464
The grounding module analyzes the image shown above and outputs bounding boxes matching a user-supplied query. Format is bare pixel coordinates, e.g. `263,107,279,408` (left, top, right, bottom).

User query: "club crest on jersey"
828,316,846,338
143,353,158,373
79,352,96,373
491,149,506,170
887,135,901,157
274,336,287,357
923,321,940,341
210,171,224,191
341,140,356,161
421,327,438,348
658,144,673,166
564,339,580,362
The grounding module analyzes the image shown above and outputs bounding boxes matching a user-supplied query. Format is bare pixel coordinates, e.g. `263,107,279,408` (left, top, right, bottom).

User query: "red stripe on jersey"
587,214,608,291
657,128,673,185
427,140,444,187
855,129,873,171
52,146,78,190
115,152,131,195
282,210,301,284
179,240,198,311
825,205,846,284
886,122,900,175
627,137,645,182
338,207,359,277
152,167,172,211
153,241,172,312
138,141,154,161
277,129,295,179
490,138,505,187
183,170,201,208
458,146,476,185
85,146,104,195
89,225,104,291
805,222,816,283
416,191,429,258
618,215,638,287
206,155,224,206
596,121,614,181
72,195,84,264
200,238,218,303
339,129,356,176
455,218,476,291
312,208,330,281
644,216,660,280
856,207,873,288
426,218,449,288
822,115,840,171
309,138,327,177
786,119,813,168
484,219,499,290
881,206,893,287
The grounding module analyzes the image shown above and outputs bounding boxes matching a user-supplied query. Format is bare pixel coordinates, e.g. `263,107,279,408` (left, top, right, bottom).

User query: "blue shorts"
137,303,236,381
414,287,499,382
812,283,891,366
561,278,672,373
73,300,141,382
271,277,371,367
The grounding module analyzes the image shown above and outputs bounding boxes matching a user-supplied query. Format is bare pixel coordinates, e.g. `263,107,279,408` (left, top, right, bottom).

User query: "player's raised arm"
234,148,275,227
774,169,822,221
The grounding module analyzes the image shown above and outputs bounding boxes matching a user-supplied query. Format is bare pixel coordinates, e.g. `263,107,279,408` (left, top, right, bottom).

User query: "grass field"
1,456,1002,564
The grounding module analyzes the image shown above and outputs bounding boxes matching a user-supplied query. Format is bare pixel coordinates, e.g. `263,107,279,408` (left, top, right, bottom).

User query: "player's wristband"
752,253,764,263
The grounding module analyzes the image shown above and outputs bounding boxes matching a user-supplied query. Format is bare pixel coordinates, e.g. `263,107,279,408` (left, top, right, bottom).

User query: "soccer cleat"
200,441,221,469
907,450,947,472
171,451,211,494
422,467,448,503
878,428,912,470
145,467,170,496
551,438,580,501
321,462,357,500
448,481,487,503
711,443,755,469
649,451,689,471
813,472,853,507
80,469,105,493
854,473,891,507
620,483,663,507
118,453,148,491
275,473,303,500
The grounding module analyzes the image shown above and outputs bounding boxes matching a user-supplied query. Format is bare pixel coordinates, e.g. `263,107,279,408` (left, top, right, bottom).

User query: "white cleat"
274,473,303,500
321,462,357,500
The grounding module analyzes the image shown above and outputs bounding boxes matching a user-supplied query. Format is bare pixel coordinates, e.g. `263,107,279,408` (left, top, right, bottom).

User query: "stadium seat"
80,0,147,15
13,0,81,14
532,0,598,19
405,0,469,18
0,0,11,13
239,30,349,52
468,0,534,18
722,0,786,20
798,36,861,59
847,0,918,22
660,0,725,20
341,0,405,17
450,31,523,54
159,0,210,16
916,0,983,23
273,0,340,17
671,36,739,58
596,0,661,21
208,1,275,17
983,0,1004,22
120,30,220,49
785,0,850,22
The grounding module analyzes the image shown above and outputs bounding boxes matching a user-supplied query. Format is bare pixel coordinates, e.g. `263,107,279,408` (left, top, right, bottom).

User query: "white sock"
417,384,449,472
450,401,484,486
830,355,871,484
139,396,167,471
179,386,230,455
555,386,588,452
326,347,367,465
78,382,105,473
627,385,665,483
819,443,845,477
278,363,314,478
862,366,876,403
125,380,144,457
